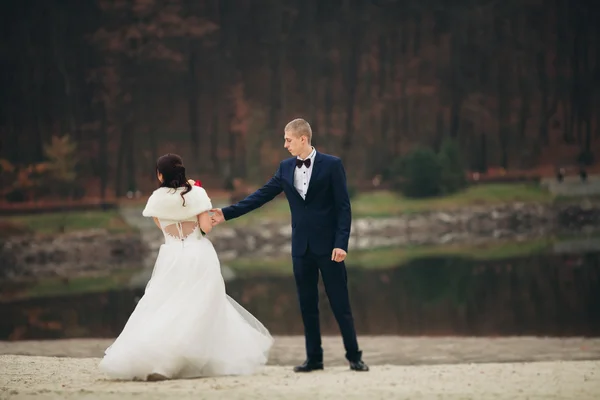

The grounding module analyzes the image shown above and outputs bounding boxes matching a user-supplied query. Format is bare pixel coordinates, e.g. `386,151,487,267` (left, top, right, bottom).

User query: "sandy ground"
1,336,600,399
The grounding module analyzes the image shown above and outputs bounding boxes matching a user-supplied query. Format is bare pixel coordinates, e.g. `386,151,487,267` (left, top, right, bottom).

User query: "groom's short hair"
285,118,312,142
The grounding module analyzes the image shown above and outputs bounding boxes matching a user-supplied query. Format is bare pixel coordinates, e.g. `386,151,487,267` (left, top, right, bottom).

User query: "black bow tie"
296,158,311,168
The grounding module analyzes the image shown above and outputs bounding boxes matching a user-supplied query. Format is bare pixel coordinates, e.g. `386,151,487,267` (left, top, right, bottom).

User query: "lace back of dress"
163,221,199,243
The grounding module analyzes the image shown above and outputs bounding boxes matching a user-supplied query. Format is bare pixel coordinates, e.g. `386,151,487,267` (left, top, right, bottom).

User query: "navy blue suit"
222,151,360,362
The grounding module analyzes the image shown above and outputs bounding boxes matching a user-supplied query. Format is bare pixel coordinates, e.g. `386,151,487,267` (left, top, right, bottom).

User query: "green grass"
226,237,554,276
352,183,552,216
1,183,554,232
3,209,135,235
224,183,552,225
224,195,291,226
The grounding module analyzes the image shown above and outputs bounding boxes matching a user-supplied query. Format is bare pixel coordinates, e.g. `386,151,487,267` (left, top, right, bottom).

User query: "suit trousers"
292,247,360,362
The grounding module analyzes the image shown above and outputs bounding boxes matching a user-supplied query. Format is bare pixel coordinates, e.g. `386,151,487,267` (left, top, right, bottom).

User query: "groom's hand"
331,248,347,263
210,208,225,226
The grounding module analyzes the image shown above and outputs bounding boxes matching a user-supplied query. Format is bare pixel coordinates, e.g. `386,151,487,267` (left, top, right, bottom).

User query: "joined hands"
189,180,345,261
210,208,225,226
207,206,346,262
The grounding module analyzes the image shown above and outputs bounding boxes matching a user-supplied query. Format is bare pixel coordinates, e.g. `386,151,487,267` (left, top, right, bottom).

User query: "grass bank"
223,183,553,226
0,268,140,302
1,183,554,234
1,209,135,236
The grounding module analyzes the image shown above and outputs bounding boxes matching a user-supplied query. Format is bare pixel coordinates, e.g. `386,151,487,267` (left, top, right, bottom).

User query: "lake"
2,235,599,340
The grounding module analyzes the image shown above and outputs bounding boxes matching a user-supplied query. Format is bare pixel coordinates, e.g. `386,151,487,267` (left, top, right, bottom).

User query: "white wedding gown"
98,206,273,380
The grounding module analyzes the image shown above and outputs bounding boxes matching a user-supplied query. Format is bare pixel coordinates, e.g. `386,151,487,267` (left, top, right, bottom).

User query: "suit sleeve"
222,163,284,221
331,158,352,252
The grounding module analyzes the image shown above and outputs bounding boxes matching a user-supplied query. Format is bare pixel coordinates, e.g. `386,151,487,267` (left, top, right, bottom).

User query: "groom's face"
284,130,306,156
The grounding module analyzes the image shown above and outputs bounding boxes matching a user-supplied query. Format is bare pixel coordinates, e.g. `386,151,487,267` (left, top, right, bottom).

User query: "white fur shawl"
142,186,212,220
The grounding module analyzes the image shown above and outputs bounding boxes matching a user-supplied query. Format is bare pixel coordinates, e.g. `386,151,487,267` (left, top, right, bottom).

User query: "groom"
211,118,368,372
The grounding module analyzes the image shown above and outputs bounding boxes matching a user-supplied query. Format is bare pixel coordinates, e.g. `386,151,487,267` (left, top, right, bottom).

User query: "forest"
0,0,598,198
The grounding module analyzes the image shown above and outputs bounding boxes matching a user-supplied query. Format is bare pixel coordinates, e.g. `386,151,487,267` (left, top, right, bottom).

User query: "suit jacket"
222,151,352,257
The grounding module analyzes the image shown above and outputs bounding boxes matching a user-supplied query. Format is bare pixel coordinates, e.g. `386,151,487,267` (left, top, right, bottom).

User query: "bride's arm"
152,217,161,229
197,212,213,234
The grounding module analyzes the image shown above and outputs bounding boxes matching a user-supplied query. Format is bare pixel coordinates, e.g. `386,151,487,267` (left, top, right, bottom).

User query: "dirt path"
2,336,599,399
1,355,598,400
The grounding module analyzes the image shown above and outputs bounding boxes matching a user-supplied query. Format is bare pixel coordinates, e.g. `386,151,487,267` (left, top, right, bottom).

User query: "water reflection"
1,250,599,340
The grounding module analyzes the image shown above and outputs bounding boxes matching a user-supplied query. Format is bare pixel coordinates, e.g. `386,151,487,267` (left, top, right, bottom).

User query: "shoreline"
2,336,600,365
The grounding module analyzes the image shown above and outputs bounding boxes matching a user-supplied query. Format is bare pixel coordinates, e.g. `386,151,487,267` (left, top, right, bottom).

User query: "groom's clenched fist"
331,248,347,263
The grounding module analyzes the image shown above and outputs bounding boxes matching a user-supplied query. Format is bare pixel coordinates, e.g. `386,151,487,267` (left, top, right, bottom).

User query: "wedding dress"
98,186,273,380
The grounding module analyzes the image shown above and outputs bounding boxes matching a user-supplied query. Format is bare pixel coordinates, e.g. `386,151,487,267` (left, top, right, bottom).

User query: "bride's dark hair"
156,153,192,206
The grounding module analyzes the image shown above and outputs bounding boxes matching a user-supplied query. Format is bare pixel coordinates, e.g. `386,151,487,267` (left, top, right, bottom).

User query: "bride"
98,153,273,381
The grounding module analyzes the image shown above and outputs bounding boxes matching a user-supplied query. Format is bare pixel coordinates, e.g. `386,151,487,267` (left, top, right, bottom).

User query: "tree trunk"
378,33,388,99
323,24,334,151
516,62,531,140
188,41,200,160
23,26,45,163
98,104,109,200
555,0,574,144
578,10,592,155
595,21,600,140
570,19,582,145
536,52,553,145
449,23,464,139
375,26,394,172
303,1,319,140
495,17,510,169
209,54,221,172
412,11,421,56
341,0,365,158
400,73,409,141
114,129,126,197
434,110,445,152
125,122,136,193
479,132,488,173
218,0,239,179
267,1,284,137
51,7,78,139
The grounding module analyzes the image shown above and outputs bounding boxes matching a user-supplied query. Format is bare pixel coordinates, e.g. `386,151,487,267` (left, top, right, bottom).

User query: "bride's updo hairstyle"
156,153,192,206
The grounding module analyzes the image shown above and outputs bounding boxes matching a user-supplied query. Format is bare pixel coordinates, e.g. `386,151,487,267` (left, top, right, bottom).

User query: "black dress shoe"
349,359,369,371
293,360,324,373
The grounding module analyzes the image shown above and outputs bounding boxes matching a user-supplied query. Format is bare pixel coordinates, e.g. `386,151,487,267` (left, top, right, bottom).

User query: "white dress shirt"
294,147,316,199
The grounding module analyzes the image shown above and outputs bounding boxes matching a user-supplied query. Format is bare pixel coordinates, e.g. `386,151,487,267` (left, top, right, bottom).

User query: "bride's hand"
210,208,225,226
188,179,196,185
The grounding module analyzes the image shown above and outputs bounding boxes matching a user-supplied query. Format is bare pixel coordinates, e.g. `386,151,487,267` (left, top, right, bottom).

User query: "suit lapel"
287,158,304,201
305,151,323,202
